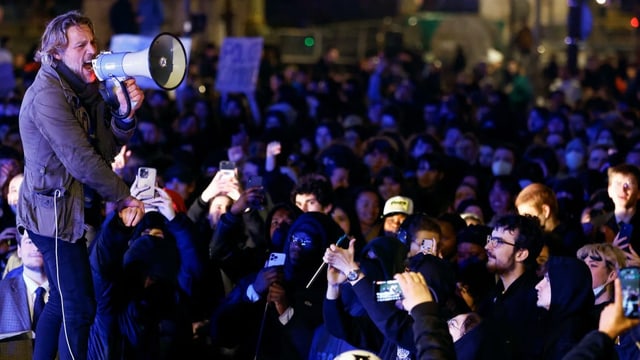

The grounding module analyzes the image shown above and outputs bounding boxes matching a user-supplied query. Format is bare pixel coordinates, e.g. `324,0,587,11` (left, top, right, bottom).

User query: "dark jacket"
341,253,455,360
562,330,617,360
88,211,203,360
478,270,544,360
0,275,31,337
322,237,410,356
18,61,134,241
209,208,267,283
411,302,456,360
540,256,595,360
210,212,343,360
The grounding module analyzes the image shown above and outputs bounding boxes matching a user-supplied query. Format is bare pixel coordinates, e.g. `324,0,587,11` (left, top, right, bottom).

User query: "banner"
215,37,263,94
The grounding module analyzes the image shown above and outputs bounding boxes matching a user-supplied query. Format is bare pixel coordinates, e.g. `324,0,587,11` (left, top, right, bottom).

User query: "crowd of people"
1,7,640,360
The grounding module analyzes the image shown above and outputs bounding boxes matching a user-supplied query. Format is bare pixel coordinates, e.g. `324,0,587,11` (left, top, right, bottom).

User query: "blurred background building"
0,0,639,88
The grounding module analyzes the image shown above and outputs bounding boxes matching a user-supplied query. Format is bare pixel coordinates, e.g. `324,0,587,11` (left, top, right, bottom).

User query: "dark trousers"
28,230,96,360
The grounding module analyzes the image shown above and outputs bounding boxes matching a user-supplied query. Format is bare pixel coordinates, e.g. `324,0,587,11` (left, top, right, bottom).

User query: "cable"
253,302,269,360
54,189,76,360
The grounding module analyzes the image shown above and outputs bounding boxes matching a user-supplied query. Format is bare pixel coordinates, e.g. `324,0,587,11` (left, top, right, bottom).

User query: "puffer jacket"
17,62,134,241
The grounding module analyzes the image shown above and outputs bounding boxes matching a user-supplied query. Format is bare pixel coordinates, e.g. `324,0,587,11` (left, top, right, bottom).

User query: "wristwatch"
346,268,361,282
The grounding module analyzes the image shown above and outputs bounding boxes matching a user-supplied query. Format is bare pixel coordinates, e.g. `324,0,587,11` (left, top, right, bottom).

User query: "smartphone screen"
247,175,263,188
620,266,640,318
375,280,403,302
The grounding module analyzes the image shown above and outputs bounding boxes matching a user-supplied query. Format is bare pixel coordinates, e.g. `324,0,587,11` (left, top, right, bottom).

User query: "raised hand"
322,238,358,275
253,267,282,295
394,271,434,313
267,282,290,315
599,278,640,339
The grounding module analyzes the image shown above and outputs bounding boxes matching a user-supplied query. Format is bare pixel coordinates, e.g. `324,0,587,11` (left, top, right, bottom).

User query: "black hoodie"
540,256,596,360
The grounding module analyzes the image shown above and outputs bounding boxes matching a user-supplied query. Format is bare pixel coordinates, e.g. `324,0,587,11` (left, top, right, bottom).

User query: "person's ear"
607,269,618,283
541,204,551,220
515,248,529,263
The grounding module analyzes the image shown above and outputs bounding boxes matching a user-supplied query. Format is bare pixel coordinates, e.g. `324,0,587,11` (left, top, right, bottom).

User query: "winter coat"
17,61,134,241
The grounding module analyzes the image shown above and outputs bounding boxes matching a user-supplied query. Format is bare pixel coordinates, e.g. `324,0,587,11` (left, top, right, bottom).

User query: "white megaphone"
92,32,187,90
92,33,187,118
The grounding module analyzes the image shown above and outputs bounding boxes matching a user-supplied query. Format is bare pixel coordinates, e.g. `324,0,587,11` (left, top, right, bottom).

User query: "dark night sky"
265,0,399,27
265,0,478,28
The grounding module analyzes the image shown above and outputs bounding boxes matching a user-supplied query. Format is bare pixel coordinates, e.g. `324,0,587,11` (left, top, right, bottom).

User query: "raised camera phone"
137,167,157,200
265,252,286,267
247,175,264,209
421,238,436,255
620,266,640,318
219,161,236,178
247,175,263,188
618,223,634,245
375,280,403,302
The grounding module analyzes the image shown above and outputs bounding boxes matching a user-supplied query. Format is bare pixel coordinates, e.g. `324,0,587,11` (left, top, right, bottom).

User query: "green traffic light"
304,36,315,47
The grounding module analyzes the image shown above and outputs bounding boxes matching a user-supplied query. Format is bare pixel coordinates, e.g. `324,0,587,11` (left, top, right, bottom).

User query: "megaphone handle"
102,76,131,119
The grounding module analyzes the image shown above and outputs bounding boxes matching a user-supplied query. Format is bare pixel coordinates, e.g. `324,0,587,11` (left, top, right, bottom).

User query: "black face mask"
270,222,291,253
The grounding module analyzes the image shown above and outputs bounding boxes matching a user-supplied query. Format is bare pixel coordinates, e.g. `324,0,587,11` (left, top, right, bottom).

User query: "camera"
375,280,403,302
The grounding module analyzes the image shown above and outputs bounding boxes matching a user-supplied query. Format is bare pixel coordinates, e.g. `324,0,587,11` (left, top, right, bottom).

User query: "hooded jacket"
540,256,596,360
210,211,344,360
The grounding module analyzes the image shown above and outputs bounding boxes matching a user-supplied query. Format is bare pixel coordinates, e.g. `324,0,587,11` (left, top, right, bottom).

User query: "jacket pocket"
33,189,70,239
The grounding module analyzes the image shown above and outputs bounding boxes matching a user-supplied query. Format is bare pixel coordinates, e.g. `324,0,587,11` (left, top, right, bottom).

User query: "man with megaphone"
16,10,146,360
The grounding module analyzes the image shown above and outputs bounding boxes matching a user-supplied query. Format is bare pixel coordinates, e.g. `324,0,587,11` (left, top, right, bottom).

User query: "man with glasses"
479,213,545,360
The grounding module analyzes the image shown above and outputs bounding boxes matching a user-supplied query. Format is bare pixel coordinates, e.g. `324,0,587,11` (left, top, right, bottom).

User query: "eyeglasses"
290,233,314,249
486,235,515,248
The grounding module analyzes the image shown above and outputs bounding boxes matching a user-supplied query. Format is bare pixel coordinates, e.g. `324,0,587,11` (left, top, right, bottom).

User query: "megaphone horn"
92,32,187,90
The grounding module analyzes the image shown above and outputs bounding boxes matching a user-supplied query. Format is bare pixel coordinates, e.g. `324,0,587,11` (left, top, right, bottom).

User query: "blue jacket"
0,275,31,338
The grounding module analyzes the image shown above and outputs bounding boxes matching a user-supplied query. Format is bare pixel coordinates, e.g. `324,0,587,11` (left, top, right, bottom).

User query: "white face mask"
593,283,607,298
491,160,513,176
565,151,584,170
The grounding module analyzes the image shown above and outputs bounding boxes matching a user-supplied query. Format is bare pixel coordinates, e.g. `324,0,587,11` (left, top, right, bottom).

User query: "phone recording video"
137,167,157,200
421,238,436,255
247,175,264,209
620,266,640,318
375,280,403,302
219,161,236,178
265,252,286,268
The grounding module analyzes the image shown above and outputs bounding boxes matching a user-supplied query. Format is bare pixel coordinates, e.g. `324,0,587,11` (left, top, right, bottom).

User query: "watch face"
347,269,359,281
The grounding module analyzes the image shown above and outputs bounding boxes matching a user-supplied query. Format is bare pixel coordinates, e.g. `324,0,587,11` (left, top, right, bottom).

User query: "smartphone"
618,223,634,247
421,238,436,255
246,175,264,209
265,252,286,267
247,175,263,188
375,280,403,302
619,266,640,318
219,161,236,178
137,167,157,200
336,234,350,249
